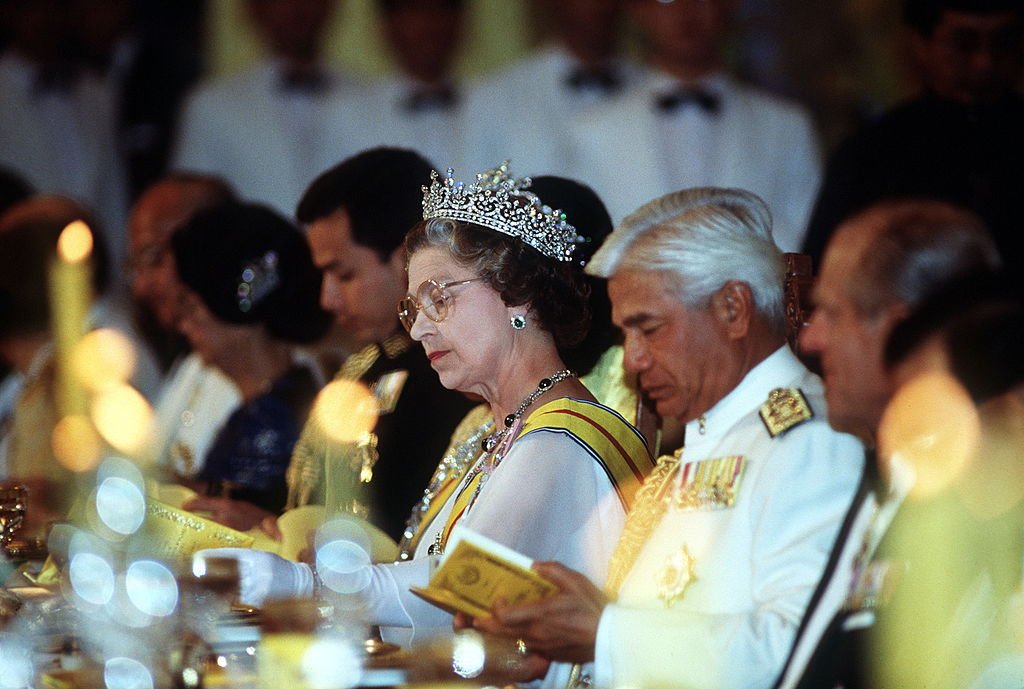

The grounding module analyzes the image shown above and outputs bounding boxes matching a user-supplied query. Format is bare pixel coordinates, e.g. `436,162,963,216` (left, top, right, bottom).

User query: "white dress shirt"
315,75,469,175
0,53,129,270
172,59,356,218
573,71,822,252
461,46,646,179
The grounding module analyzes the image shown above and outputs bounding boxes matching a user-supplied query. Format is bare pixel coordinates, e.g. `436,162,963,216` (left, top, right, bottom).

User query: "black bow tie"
566,67,622,95
278,68,328,95
655,87,721,115
404,86,457,113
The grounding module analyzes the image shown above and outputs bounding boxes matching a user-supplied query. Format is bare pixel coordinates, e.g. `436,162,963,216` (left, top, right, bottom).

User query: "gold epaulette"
759,387,814,438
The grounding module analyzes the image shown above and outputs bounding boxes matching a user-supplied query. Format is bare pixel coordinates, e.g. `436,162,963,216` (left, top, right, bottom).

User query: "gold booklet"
137,498,254,561
410,528,558,619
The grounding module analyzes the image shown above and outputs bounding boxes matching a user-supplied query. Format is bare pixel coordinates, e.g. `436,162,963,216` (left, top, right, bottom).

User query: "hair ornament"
422,161,584,262
236,250,280,313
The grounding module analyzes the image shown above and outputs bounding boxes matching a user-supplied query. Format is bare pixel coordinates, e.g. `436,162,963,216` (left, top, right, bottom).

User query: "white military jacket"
594,346,864,689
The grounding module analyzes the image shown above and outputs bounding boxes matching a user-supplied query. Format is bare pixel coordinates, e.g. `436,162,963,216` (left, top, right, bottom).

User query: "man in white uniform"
316,0,470,176
172,0,354,218
475,187,863,689
0,1,129,270
461,0,644,178
572,0,821,250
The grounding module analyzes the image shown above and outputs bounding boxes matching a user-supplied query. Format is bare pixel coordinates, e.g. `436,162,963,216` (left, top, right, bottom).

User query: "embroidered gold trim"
605,453,681,595
759,387,813,437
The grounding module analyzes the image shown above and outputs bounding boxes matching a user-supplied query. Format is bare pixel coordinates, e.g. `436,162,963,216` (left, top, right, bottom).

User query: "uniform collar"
684,345,806,443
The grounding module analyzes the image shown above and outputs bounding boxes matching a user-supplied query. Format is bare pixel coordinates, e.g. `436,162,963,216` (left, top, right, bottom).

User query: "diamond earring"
510,314,527,330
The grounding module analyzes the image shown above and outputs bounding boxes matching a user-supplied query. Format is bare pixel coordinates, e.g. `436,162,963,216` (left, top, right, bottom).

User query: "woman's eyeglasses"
398,277,484,333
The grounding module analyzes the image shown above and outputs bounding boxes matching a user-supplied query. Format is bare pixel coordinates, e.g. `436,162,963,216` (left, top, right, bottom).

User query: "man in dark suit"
776,198,1004,689
804,0,1024,282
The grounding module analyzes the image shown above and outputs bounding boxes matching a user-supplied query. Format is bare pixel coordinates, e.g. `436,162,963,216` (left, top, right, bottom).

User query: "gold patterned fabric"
605,452,682,595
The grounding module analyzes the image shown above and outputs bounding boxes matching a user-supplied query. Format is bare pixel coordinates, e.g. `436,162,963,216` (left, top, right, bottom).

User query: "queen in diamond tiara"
421,162,583,263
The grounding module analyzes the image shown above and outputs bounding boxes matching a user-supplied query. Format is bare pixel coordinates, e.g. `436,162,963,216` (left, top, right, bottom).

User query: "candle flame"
57,220,93,263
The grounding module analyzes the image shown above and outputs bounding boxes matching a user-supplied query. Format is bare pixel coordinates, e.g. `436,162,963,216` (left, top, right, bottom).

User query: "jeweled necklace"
480,368,576,453
425,368,577,555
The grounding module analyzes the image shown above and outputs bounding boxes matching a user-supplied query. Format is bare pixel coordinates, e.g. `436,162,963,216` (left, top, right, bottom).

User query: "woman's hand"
471,561,608,664
182,496,273,532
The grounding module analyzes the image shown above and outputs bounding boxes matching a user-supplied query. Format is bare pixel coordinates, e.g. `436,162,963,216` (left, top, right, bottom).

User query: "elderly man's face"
610,269,731,423
800,230,902,442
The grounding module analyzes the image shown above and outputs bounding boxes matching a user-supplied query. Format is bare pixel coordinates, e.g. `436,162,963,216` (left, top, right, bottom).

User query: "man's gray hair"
840,200,1002,316
587,187,786,334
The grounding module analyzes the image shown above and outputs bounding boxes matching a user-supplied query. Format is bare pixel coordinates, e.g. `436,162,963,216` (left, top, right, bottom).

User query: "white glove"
195,548,314,608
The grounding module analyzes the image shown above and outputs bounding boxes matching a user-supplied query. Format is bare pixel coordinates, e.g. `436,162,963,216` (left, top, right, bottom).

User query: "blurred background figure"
570,0,822,251
0,196,159,534
804,0,1024,279
169,202,330,528
172,0,353,218
317,0,470,176
463,0,643,179
864,272,1024,689
0,0,129,271
126,174,242,483
0,168,32,409
68,0,203,201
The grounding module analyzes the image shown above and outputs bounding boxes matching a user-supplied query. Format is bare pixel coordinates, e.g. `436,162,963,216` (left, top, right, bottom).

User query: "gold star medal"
656,544,697,607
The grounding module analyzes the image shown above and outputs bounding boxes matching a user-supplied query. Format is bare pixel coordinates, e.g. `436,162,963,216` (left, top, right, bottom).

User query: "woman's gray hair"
587,188,786,334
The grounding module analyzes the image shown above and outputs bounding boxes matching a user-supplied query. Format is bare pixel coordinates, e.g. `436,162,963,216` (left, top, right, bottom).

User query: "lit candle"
48,220,93,419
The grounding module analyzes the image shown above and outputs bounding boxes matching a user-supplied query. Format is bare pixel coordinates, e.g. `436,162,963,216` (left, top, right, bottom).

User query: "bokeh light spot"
96,477,146,535
104,657,154,689
92,384,155,456
451,629,486,679
302,637,361,689
311,380,379,444
0,640,33,689
125,560,179,617
52,415,103,472
878,372,980,499
70,551,116,606
316,539,371,595
74,329,138,392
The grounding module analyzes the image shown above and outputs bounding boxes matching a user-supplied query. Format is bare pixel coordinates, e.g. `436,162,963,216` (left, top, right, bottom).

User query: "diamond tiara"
421,162,582,262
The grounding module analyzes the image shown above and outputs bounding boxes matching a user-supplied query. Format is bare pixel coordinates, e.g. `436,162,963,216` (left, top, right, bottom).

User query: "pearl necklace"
480,368,576,453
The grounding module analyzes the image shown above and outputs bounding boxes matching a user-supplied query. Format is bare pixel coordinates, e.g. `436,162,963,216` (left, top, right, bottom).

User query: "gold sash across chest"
436,398,655,552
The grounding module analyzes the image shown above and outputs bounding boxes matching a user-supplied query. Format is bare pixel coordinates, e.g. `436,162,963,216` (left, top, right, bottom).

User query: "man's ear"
710,280,754,340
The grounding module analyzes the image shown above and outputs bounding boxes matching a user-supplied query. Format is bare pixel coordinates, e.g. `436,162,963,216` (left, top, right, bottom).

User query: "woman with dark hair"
171,201,330,527
204,164,653,686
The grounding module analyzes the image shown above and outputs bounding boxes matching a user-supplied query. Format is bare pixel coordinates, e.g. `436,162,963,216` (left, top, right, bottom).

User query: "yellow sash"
437,398,655,550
